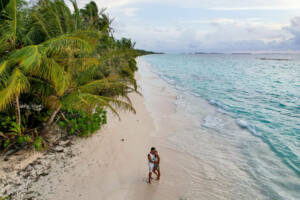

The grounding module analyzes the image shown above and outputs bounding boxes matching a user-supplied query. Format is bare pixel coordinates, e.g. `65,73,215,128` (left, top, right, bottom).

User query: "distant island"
135,49,164,55
257,58,290,61
194,52,252,55
232,53,252,55
194,52,224,54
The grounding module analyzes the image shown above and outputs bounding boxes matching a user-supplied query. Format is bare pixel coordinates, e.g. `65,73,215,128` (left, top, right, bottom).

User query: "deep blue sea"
142,54,300,199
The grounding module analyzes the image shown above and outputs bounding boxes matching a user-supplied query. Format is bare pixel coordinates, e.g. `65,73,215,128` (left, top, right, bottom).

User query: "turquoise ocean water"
142,54,300,199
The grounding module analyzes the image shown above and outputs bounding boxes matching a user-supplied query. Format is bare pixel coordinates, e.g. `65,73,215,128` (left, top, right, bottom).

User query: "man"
153,150,160,180
147,147,156,184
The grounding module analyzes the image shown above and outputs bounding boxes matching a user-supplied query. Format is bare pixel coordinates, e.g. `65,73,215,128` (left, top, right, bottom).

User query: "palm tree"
27,0,137,126
0,30,100,123
80,1,113,34
0,0,31,127
0,0,138,134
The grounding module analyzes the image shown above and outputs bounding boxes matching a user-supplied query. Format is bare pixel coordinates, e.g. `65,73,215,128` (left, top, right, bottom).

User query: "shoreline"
2,56,294,200
0,57,190,199
137,55,300,200
38,58,197,200
0,56,253,199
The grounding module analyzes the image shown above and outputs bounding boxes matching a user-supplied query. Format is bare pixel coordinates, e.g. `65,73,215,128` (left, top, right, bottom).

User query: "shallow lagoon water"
141,54,300,199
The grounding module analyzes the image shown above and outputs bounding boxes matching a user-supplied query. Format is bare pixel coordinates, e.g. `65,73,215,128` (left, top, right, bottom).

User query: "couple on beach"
147,147,160,184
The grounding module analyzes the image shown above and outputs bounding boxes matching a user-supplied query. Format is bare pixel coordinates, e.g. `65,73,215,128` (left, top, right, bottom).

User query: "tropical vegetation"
0,0,151,151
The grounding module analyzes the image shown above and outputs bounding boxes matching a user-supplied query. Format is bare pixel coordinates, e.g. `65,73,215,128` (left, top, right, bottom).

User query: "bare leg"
148,172,152,184
156,169,160,180
153,169,158,177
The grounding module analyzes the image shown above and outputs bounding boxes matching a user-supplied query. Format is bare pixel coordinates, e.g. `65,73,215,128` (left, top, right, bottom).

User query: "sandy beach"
34,57,198,200
1,1,299,199
32,57,258,200
1,57,280,200
3,57,192,200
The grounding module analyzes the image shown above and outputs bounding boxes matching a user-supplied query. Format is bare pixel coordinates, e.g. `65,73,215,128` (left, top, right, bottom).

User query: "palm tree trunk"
15,95,21,126
59,112,68,122
46,105,62,126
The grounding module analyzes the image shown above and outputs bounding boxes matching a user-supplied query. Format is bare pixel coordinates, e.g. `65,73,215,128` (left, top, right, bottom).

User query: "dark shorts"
154,164,160,170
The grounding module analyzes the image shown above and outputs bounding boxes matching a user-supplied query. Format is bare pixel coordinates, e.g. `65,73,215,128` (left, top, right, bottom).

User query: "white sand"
1,57,277,200
32,58,192,200
1,57,258,200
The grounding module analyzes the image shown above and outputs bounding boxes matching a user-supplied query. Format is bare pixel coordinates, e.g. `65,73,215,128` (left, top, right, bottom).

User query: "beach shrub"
17,135,32,144
33,137,44,151
0,196,11,200
0,108,49,150
0,112,23,149
58,108,107,136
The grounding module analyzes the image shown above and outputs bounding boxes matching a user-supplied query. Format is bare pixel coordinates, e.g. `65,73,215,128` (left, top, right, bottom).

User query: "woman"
147,147,156,184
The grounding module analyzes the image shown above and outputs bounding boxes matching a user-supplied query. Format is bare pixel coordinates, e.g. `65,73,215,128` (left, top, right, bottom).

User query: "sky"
76,0,300,53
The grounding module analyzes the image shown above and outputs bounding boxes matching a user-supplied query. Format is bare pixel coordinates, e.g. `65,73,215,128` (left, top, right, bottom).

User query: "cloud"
73,0,300,52
199,17,300,52
284,17,300,45
93,0,300,9
114,16,296,52
77,0,300,10
208,7,300,11
204,18,289,41
277,17,300,50
113,24,201,53
121,7,139,17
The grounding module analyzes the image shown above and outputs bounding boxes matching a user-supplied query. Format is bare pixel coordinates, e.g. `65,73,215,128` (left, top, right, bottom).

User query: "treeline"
0,0,150,151
135,49,163,55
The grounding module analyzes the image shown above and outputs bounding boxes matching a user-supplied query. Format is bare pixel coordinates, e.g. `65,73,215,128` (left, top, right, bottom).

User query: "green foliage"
0,196,11,200
0,108,49,150
17,135,31,144
58,108,107,136
33,136,43,151
0,113,19,148
1,114,16,130
3,139,10,148
9,122,24,135
0,0,141,152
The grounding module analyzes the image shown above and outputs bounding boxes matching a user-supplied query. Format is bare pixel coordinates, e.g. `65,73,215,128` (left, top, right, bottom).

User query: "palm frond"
4,0,17,44
28,76,55,97
55,0,73,33
8,45,42,70
38,57,70,96
42,31,100,54
70,0,81,31
61,92,135,118
0,60,8,75
47,0,64,34
7,45,70,96
44,95,61,109
62,57,100,73
78,76,132,94
31,12,51,39
0,68,30,110
101,96,136,114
